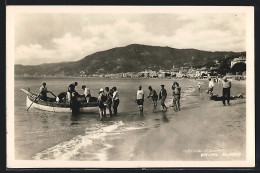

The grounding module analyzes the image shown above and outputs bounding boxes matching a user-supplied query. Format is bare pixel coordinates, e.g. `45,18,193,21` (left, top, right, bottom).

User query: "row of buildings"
82,66,214,79
85,56,246,79
17,56,246,79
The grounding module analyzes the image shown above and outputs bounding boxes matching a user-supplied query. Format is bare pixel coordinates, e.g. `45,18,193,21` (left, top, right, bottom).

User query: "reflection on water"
40,115,49,130
161,114,169,123
70,114,81,126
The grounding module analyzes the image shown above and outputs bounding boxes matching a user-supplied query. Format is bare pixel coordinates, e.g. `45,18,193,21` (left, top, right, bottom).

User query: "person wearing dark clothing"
159,84,167,110
104,87,113,117
68,82,78,93
39,82,49,101
222,76,232,106
147,86,158,109
56,92,67,103
68,82,79,112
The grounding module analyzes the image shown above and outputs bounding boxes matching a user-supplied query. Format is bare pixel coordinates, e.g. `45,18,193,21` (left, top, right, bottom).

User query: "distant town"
16,55,246,80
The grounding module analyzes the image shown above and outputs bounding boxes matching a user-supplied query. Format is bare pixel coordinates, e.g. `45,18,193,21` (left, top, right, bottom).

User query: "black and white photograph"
6,6,254,168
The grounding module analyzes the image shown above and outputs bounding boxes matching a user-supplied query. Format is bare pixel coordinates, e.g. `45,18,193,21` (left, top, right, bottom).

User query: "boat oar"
48,91,56,98
27,94,40,111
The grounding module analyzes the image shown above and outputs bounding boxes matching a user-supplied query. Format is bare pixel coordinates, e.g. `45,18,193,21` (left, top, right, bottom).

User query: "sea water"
14,77,204,160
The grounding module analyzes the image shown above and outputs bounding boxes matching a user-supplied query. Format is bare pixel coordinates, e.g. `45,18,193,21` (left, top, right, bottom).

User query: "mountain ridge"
15,44,245,76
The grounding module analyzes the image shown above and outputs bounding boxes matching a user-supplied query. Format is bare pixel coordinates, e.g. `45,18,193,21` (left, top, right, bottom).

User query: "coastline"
14,78,246,161
104,80,246,161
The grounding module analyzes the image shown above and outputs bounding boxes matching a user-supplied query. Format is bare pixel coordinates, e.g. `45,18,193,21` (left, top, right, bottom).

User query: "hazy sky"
14,13,246,65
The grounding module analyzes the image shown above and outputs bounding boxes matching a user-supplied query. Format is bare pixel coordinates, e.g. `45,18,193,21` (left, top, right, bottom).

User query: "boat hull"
26,96,99,113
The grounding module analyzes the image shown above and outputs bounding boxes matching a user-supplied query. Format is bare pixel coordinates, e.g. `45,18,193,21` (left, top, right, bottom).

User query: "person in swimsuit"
136,85,144,115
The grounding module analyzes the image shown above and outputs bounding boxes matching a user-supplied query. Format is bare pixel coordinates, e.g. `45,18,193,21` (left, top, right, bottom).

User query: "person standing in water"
112,87,120,115
174,82,181,111
147,86,158,109
104,87,113,116
159,84,167,111
171,83,178,111
67,82,78,103
97,88,107,120
136,85,144,115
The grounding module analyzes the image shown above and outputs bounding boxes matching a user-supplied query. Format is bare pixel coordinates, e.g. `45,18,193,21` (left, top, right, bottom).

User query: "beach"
14,77,246,161
105,79,246,161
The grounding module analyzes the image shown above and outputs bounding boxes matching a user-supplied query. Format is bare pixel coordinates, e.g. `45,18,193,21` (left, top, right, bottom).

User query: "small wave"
33,121,125,160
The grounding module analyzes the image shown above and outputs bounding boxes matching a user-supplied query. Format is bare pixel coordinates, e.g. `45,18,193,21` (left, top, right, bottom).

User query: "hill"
15,44,245,76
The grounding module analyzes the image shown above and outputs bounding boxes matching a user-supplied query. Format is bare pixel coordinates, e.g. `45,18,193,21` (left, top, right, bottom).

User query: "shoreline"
15,78,246,161
104,81,246,161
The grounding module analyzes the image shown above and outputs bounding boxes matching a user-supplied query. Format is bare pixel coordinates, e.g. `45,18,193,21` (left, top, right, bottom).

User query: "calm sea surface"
14,77,243,160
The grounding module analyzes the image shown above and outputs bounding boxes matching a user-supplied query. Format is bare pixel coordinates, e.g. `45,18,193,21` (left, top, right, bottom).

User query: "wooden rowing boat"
21,89,99,113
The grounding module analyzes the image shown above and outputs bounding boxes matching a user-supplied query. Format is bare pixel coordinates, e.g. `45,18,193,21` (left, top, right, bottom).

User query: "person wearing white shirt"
82,85,91,103
208,78,214,95
136,85,144,115
112,87,120,115
221,76,232,106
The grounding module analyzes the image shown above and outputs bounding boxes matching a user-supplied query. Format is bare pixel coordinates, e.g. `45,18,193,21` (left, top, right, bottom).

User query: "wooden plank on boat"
20,89,31,95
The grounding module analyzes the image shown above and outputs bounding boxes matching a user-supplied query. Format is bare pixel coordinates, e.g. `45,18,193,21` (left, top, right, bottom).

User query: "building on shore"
139,70,158,78
230,56,246,68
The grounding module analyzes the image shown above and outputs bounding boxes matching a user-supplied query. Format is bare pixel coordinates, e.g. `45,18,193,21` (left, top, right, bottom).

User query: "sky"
14,13,246,65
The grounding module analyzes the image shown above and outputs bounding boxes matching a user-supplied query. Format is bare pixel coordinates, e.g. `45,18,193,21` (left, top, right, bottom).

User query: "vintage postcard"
6,6,254,168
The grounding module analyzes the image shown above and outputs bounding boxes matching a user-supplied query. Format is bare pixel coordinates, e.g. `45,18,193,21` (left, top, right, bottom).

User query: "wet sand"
105,80,246,161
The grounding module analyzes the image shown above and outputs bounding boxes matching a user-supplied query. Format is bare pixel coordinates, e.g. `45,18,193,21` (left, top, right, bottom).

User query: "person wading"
136,85,144,115
112,87,120,115
147,86,158,109
104,87,113,117
98,88,107,120
159,84,168,111
67,82,78,103
172,82,181,111
68,82,79,113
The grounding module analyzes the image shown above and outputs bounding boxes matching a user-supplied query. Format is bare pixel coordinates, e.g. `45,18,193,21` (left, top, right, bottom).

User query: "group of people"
206,76,232,106
38,81,120,119
136,81,182,115
39,81,182,117
38,76,233,119
97,87,120,120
